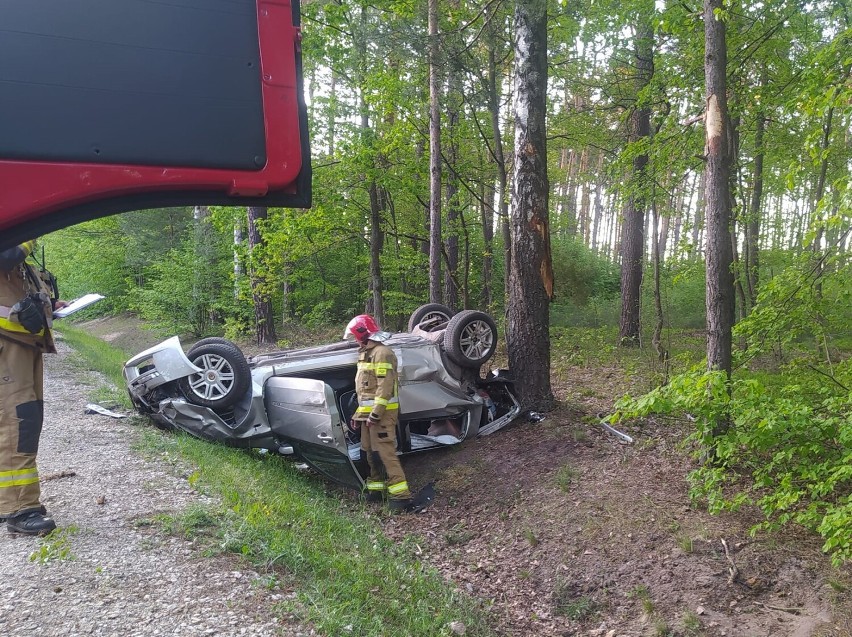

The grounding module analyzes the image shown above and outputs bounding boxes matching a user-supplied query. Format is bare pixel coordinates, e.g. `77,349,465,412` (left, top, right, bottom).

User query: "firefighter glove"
11,294,46,334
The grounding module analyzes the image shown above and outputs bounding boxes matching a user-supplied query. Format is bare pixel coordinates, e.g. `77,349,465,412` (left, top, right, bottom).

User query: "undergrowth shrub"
610,226,851,565
609,363,851,565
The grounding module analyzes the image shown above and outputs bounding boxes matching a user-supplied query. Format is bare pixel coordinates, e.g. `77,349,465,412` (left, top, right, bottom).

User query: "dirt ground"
81,315,852,637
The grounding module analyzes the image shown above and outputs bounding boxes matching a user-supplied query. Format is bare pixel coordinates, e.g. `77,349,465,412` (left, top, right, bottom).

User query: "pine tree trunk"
481,178,495,310
745,73,766,306
579,147,591,246
591,151,605,251
651,202,667,363
444,66,461,310
368,182,385,327
486,29,510,308
703,0,735,416
508,0,553,409
692,170,706,259
247,206,277,345
428,0,442,304
618,18,653,347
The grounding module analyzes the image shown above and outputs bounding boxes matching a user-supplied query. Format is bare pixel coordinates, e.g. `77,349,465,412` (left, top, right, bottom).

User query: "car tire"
444,310,498,368
407,303,455,332
178,339,251,410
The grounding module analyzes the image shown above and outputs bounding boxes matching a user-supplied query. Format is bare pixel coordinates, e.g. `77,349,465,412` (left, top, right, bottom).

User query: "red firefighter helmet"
344,314,381,344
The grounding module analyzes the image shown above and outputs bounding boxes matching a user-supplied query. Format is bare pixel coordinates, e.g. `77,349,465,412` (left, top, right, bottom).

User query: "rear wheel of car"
178,339,251,409
407,303,455,332
444,310,498,368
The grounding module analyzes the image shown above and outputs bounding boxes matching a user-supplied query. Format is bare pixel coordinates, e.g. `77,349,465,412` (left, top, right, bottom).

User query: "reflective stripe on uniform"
355,403,399,414
0,316,46,335
357,361,394,377
387,481,409,496
366,480,386,492
0,316,45,335
358,398,399,407
0,468,39,488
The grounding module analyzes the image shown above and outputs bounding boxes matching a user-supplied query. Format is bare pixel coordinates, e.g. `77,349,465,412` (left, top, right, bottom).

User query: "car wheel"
407,303,455,332
444,310,498,368
178,339,251,409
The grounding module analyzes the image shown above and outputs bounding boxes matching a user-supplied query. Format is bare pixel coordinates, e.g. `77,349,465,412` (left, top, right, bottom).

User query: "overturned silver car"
123,305,521,489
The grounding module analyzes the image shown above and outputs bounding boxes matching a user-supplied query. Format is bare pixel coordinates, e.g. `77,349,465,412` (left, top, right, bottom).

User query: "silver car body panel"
124,336,203,398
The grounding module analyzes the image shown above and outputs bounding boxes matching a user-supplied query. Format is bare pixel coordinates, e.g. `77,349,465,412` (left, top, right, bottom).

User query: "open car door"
264,377,364,490
0,0,310,248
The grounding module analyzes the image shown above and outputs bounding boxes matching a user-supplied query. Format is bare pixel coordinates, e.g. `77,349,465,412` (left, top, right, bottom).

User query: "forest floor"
80,315,852,637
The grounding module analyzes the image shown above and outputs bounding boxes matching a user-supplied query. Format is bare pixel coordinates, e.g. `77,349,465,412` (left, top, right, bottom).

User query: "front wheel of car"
444,310,498,368
407,303,455,332
178,339,251,409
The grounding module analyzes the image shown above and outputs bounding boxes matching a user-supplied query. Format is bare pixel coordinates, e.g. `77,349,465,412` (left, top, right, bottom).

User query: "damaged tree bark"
703,0,735,434
507,0,554,410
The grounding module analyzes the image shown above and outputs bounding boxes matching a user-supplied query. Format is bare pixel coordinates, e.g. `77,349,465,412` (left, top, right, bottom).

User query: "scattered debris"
40,470,77,482
96,496,107,506
85,403,127,419
600,419,634,444
754,601,804,615
528,412,545,423
720,538,740,585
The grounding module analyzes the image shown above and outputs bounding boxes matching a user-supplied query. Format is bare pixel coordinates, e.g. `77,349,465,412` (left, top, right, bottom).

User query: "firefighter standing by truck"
344,314,413,512
0,240,66,535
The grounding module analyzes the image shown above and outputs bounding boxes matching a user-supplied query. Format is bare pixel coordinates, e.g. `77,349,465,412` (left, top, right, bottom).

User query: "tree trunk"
444,65,461,310
703,0,735,420
508,0,553,410
486,27,511,309
745,74,766,306
368,181,386,327
591,150,605,251
328,71,337,157
692,169,706,259
481,177,495,310
579,148,591,246
233,218,243,300
618,18,653,347
651,202,667,364
428,0,443,304
247,206,277,345
658,211,670,261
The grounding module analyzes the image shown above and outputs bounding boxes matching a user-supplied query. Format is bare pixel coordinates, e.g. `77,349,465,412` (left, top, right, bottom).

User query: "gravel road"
0,340,307,637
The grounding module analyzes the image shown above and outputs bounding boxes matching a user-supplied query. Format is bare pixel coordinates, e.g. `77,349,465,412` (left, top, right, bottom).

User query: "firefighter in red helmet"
344,314,412,511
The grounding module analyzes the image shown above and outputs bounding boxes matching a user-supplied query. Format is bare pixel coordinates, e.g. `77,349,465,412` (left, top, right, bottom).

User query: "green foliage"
129,230,232,337
40,217,132,314
29,526,79,564
610,361,852,564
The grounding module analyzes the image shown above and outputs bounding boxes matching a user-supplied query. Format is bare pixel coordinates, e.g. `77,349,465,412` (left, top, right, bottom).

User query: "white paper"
53,293,105,318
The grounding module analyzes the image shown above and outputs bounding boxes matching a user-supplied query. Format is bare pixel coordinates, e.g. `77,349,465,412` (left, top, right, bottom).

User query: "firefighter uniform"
354,341,411,503
0,241,57,526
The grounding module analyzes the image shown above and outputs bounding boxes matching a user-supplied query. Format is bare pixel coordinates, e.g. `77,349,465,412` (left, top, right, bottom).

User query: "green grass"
55,324,134,408
554,462,578,492
65,330,497,637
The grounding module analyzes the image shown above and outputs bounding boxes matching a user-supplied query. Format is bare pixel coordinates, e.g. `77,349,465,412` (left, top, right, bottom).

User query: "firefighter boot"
387,498,413,514
7,506,56,536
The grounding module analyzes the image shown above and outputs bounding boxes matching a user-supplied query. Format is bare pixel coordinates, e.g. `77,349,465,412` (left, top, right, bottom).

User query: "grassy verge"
57,324,495,637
